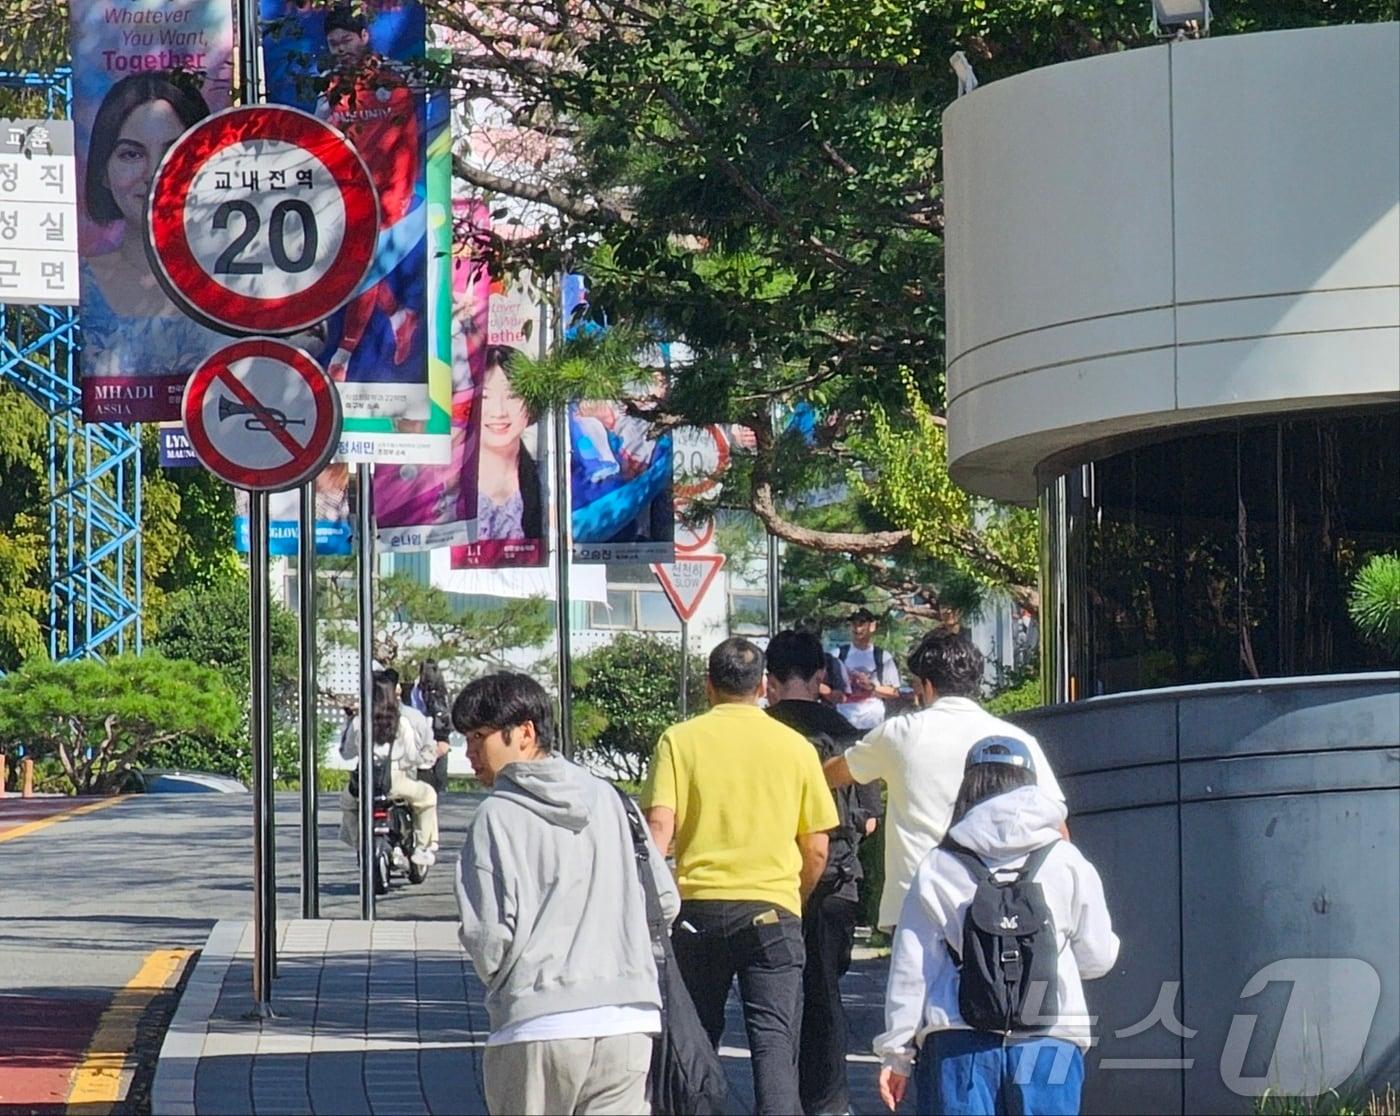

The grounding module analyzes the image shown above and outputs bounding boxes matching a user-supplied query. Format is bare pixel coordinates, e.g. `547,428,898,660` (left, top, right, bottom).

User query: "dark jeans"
672,898,806,1115
800,885,861,1114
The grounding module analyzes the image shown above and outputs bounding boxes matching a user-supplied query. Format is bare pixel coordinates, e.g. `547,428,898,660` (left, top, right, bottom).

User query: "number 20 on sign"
147,105,379,336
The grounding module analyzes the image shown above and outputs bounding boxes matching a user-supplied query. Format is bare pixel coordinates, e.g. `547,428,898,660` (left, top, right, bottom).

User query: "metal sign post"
248,491,276,1012
356,463,376,918
298,480,319,919
552,402,575,758
678,619,689,718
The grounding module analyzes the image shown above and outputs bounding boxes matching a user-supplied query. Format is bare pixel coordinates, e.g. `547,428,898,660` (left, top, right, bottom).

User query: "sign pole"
552,402,574,758
356,462,376,919
678,619,689,718
249,489,276,1013
298,481,319,919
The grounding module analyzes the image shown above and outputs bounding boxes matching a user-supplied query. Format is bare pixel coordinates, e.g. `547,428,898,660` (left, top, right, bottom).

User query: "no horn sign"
182,339,342,492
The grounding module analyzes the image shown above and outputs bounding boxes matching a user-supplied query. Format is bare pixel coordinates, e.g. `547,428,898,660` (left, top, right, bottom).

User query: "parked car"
119,769,248,794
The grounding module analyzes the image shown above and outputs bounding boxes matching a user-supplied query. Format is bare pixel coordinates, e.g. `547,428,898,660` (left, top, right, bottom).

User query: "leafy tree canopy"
435,0,1393,615
0,653,240,794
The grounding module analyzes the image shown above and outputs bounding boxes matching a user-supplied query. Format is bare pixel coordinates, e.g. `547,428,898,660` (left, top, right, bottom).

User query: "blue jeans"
914,1030,1084,1115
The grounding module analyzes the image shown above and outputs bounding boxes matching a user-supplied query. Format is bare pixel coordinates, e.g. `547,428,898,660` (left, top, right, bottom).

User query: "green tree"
153,573,299,715
0,653,240,794
0,385,48,669
317,565,554,702
572,634,708,781
434,0,1392,616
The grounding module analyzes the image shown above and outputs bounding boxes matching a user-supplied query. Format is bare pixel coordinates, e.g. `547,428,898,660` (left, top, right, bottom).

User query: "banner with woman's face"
447,274,549,569
71,0,235,422
373,202,548,569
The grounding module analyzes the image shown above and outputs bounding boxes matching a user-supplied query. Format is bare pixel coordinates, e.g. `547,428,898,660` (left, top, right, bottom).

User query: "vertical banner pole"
249,490,275,1012
356,463,376,918
766,400,781,635
678,619,689,718
552,402,574,758
297,482,319,919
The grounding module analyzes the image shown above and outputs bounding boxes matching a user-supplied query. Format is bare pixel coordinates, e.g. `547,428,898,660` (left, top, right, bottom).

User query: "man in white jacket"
453,672,680,1116
875,737,1119,1115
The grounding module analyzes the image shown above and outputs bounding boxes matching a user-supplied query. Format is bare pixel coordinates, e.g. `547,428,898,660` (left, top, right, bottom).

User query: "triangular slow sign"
651,554,726,623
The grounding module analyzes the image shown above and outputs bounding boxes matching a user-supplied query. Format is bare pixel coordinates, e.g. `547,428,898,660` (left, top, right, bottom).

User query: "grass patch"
1255,1085,1397,1116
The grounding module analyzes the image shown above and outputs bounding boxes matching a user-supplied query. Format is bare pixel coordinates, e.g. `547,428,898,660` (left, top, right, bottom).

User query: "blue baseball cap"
965,735,1036,774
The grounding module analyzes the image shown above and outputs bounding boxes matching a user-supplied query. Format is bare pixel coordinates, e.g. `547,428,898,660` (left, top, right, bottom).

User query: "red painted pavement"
0,994,108,1113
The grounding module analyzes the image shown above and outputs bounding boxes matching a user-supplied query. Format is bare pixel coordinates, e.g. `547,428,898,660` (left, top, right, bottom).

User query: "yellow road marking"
0,795,127,844
67,948,194,1112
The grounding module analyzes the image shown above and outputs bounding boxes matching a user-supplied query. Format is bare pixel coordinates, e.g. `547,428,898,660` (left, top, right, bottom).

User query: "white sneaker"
411,847,435,867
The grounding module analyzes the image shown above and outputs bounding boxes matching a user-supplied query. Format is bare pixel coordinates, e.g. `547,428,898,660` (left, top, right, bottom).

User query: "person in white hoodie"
453,672,681,1116
875,737,1118,1116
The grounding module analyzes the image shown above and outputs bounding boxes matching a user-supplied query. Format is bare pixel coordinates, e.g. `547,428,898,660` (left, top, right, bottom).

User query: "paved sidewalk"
153,919,887,1115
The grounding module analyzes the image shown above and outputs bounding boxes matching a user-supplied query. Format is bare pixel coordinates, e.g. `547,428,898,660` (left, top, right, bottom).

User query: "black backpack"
806,731,862,888
943,839,1060,1034
838,642,886,678
612,787,731,1116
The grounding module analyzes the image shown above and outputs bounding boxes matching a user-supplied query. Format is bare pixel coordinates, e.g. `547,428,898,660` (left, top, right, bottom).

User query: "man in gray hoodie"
453,672,680,1116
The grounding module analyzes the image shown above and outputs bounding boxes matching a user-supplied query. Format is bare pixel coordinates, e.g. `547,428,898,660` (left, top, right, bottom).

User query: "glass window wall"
1040,408,1400,699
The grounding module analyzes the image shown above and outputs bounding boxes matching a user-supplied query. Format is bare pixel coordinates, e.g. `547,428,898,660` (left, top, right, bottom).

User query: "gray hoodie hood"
491,755,592,833
946,784,1066,863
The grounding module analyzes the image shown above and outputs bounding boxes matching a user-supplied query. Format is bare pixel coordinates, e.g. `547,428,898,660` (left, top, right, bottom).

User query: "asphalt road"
0,791,480,1114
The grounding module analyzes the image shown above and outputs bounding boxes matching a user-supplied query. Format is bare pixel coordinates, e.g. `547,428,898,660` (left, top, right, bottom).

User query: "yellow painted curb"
0,795,127,844
66,947,194,1112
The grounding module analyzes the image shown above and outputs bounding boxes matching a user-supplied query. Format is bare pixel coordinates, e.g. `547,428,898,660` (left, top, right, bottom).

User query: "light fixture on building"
1151,0,1210,38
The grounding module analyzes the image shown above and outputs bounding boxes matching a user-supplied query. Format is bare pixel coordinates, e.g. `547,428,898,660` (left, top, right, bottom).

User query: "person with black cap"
834,606,902,731
874,736,1118,1115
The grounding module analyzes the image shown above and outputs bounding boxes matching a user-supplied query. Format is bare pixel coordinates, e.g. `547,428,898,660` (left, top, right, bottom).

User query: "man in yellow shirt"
642,637,838,1115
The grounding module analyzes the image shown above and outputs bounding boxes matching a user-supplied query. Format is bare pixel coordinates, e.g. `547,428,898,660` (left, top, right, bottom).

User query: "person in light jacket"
339,671,440,865
876,737,1119,1116
453,672,680,1116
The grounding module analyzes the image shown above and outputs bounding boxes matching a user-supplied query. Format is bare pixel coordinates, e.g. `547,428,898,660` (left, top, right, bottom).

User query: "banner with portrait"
374,198,488,551
448,271,550,569
71,0,235,422
562,275,675,564
259,0,451,466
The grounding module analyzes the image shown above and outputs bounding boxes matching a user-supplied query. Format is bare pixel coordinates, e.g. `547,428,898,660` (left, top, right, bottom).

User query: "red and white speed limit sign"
148,105,379,336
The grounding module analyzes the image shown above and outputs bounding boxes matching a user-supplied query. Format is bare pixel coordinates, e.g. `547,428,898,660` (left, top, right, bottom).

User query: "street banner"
375,199,489,551
233,486,353,556
563,276,675,564
448,269,550,569
259,0,451,465
0,120,79,306
70,0,235,422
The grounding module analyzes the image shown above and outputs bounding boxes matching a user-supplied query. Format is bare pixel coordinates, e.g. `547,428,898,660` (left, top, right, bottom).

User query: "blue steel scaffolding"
0,68,143,663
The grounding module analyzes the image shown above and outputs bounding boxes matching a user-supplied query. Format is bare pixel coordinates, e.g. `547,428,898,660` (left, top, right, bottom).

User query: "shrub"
1349,553,1400,659
571,633,708,781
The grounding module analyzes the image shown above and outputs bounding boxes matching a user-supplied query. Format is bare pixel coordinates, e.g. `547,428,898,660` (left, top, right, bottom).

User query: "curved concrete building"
943,22,1399,1114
